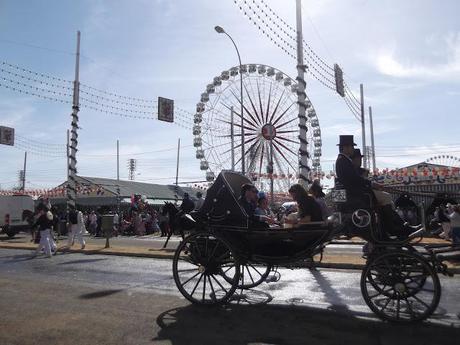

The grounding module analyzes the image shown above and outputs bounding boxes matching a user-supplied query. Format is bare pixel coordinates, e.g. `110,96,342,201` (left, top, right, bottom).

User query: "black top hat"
352,148,364,158
337,135,357,146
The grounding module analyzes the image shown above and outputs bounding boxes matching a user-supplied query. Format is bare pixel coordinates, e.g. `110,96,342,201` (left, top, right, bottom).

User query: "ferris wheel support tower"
295,0,310,185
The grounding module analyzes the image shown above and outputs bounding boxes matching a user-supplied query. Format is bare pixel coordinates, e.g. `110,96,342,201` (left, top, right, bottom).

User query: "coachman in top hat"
335,135,419,239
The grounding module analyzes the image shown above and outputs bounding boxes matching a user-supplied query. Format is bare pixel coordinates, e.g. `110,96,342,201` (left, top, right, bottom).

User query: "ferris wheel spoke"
276,130,298,135
248,140,264,172
234,137,263,167
222,101,259,130
258,141,266,176
272,141,299,172
256,80,265,123
273,149,285,174
217,132,258,138
273,152,289,190
216,118,256,133
243,84,264,126
276,116,298,130
272,102,295,127
228,88,260,128
276,136,300,145
264,82,273,124
224,135,259,155
267,89,286,124
273,138,299,156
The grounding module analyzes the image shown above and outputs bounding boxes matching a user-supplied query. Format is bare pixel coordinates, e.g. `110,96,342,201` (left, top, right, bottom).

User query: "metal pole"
215,26,244,174
270,140,274,207
360,84,367,169
240,57,244,175
296,0,310,186
223,32,243,174
22,151,27,191
67,30,81,211
117,139,120,213
369,106,376,172
231,106,235,171
117,140,120,181
175,138,180,204
66,129,70,219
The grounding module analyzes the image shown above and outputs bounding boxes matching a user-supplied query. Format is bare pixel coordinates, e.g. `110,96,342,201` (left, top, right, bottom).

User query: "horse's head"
162,202,179,216
22,209,35,223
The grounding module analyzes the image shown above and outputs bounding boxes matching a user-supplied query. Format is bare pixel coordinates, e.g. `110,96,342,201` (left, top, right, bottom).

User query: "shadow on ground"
79,289,124,299
58,258,108,265
153,303,460,345
0,253,37,263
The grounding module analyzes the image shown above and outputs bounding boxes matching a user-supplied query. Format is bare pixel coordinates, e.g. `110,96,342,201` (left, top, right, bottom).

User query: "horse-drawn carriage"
172,171,456,323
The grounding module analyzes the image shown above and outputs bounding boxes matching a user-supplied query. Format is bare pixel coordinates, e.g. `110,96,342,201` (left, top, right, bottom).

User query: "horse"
161,202,196,249
20,209,37,241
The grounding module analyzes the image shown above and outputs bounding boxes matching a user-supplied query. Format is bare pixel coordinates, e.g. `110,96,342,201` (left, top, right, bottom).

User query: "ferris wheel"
192,63,322,191
425,155,460,167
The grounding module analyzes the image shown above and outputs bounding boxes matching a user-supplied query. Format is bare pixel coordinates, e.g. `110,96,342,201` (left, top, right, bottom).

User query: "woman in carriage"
283,184,322,227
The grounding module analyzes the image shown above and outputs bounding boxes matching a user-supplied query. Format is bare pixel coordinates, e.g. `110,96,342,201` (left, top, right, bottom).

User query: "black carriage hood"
197,170,252,227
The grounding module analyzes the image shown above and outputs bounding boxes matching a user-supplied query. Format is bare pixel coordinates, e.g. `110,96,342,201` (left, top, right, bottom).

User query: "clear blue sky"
1,0,459,190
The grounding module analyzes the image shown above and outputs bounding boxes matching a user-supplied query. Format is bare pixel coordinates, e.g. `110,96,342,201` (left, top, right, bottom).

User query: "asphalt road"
0,248,459,345
6,232,366,255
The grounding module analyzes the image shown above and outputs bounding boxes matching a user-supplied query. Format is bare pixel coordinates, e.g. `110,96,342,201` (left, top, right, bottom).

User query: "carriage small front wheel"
221,262,272,289
172,232,240,305
360,250,441,323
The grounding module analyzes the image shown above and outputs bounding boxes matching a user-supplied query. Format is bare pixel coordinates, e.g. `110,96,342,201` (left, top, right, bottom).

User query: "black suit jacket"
335,153,372,195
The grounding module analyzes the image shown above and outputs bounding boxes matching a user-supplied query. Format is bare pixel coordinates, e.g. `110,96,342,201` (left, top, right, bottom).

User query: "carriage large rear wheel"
172,232,240,305
361,250,441,322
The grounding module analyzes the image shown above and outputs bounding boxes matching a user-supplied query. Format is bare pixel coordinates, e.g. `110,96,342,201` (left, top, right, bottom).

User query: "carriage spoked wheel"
222,262,273,289
361,250,441,322
366,247,427,298
172,232,240,305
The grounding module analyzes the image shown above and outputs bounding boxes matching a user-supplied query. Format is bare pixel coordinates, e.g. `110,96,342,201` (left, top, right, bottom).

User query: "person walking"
112,211,120,236
32,208,54,258
449,205,460,245
439,205,452,239
88,211,98,235
67,208,86,249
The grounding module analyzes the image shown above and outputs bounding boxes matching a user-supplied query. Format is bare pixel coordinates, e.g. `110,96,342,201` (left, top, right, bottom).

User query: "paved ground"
1,232,459,271
0,249,459,345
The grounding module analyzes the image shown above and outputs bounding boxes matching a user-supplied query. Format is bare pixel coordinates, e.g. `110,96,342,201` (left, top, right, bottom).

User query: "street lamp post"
215,25,245,175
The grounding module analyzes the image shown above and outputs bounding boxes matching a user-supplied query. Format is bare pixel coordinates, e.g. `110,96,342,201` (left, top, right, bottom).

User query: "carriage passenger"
238,183,258,217
309,180,331,221
254,193,276,225
284,184,323,226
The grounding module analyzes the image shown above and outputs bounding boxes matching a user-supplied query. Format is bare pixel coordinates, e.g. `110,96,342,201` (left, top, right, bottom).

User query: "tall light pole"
67,31,81,211
360,84,367,169
215,25,245,175
295,1,310,186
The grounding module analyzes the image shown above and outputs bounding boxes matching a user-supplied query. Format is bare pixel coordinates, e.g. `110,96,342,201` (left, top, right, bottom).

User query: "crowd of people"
431,203,460,244
28,192,207,258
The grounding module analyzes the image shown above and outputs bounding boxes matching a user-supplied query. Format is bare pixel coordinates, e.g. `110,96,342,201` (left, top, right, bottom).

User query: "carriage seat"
332,188,373,214
282,221,329,230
